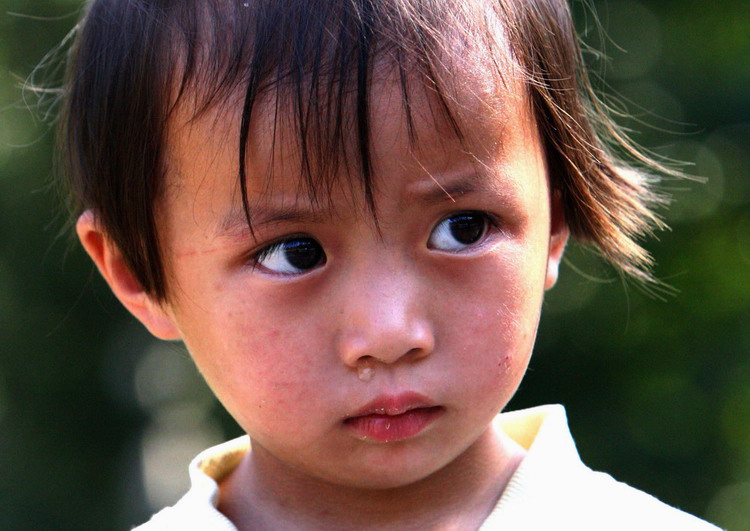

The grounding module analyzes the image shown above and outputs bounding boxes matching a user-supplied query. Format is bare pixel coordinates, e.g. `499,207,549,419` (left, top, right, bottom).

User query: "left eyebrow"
216,202,328,240
408,173,500,205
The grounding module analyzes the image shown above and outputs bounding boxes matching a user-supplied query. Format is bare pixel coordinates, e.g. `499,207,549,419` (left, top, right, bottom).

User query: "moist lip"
344,392,444,442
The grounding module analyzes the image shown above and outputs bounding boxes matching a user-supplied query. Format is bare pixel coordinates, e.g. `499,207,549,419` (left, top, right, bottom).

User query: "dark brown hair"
60,0,666,301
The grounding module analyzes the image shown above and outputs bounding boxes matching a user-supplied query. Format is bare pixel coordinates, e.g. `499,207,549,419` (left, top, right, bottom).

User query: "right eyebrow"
406,172,508,206
216,202,329,241
414,180,481,204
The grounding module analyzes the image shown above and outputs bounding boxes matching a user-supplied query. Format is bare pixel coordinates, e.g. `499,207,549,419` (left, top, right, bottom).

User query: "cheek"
447,295,536,383
434,245,545,401
176,290,330,428
439,244,545,341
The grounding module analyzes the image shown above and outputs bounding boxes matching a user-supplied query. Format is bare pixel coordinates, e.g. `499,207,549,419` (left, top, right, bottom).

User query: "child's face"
145,68,566,488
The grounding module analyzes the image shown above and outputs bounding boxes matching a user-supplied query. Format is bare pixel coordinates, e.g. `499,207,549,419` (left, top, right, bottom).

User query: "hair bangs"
164,0,518,226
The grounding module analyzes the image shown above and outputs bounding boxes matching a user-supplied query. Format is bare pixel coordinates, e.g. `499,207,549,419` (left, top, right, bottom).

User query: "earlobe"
76,211,181,340
545,190,569,290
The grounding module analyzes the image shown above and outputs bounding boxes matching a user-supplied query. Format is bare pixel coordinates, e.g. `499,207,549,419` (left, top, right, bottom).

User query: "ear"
545,190,569,290
76,211,181,340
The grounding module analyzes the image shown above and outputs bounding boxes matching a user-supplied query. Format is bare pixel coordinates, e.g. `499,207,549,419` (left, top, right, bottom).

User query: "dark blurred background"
1,0,748,529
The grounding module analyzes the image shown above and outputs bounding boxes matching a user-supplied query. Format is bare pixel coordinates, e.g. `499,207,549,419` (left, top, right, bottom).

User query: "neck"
218,426,525,531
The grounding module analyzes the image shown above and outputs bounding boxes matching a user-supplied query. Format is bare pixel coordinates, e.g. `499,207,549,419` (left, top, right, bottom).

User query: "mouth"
343,392,445,443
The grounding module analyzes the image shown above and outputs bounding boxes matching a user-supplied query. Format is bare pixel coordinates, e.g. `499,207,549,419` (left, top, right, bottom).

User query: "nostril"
409,347,422,356
405,346,430,361
337,319,434,368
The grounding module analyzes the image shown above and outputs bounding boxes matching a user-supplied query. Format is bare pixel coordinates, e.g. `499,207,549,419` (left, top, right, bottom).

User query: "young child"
60,0,719,528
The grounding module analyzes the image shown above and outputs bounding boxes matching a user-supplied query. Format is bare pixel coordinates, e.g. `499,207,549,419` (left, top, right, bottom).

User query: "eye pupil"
283,239,323,270
449,215,485,244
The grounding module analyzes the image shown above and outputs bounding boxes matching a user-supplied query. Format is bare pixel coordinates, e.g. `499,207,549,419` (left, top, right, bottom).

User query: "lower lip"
344,407,444,442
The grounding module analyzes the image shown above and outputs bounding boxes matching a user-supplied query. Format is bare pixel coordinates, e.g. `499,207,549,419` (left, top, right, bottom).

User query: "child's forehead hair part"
63,0,666,301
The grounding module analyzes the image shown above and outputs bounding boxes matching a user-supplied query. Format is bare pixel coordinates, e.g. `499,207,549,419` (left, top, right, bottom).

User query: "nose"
334,265,434,368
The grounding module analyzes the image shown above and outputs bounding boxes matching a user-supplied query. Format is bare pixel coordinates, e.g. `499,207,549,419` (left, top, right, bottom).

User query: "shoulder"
486,461,720,530
483,405,721,530
558,468,721,529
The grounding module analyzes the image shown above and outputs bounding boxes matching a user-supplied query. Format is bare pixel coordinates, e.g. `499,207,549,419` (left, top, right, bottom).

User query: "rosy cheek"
256,325,284,348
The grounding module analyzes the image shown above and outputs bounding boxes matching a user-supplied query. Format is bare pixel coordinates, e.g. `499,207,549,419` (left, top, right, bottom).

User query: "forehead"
165,52,531,209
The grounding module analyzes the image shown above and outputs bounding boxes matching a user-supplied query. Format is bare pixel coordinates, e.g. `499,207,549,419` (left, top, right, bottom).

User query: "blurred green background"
0,0,748,529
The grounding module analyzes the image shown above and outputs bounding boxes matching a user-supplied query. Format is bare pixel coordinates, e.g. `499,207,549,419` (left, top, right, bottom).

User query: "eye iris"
449,214,485,244
283,239,323,270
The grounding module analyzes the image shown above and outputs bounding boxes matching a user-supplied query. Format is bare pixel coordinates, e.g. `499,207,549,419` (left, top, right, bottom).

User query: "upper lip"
347,391,436,418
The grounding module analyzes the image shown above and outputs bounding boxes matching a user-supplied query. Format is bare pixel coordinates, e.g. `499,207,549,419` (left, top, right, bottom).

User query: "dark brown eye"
428,212,489,251
254,237,326,274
